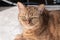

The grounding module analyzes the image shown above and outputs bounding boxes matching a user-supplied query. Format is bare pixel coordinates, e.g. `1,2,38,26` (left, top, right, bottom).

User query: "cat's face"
18,2,45,29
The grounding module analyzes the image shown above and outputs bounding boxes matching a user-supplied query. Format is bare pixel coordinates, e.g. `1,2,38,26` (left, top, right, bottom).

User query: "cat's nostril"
27,18,31,24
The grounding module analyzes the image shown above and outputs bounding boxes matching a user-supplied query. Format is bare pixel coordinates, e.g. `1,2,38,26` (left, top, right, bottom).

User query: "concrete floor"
0,6,23,40
0,7,12,11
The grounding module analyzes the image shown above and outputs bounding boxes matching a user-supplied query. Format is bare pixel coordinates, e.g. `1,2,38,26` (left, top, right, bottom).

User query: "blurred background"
0,0,60,6
0,0,60,11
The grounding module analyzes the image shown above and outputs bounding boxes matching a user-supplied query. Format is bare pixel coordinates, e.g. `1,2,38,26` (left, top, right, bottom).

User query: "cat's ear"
38,4,45,12
17,2,26,12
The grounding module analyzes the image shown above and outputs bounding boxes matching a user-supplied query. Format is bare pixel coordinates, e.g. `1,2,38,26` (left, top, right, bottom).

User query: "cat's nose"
27,18,31,24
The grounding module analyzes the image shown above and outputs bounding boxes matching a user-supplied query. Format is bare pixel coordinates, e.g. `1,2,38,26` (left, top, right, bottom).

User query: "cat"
48,10,60,40
15,2,60,40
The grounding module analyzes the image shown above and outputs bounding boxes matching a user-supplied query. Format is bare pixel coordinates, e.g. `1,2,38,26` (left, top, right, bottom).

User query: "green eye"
20,16,26,21
32,18,39,24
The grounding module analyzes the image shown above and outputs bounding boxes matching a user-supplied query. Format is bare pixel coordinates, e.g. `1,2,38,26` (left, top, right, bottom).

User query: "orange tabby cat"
15,2,60,40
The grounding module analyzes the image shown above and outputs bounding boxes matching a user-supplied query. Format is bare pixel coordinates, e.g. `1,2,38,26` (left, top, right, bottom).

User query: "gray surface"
0,7,12,11
0,6,23,40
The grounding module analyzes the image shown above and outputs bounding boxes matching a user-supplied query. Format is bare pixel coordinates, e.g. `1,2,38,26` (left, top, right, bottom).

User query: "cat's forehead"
26,6,39,12
27,6,38,10
25,6,41,16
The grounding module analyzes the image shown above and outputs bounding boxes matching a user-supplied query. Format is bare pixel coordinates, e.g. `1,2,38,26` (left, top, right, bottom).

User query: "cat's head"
17,2,45,29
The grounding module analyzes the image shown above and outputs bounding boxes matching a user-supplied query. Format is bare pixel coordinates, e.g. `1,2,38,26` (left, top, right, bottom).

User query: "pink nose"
27,18,31,24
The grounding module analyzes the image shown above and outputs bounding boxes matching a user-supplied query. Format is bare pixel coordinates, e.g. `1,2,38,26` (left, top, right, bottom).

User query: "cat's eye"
20,16,27,21
32,18,39,24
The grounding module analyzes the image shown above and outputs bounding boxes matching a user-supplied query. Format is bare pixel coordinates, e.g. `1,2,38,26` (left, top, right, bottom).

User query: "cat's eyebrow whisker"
19,16,25,17
31,16,39,18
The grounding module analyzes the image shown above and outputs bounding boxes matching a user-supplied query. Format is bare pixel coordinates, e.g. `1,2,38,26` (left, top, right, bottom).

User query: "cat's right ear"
17,2,26,12
38,4,45,13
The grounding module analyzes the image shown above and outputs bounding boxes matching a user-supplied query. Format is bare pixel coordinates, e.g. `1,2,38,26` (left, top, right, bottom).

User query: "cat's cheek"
20,20,29,26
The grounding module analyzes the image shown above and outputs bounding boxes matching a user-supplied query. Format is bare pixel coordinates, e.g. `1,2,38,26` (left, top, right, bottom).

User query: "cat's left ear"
17,2,26,12
38,4,45,12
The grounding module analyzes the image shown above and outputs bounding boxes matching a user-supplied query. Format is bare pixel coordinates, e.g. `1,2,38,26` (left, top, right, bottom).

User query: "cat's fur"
15,2,60,40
